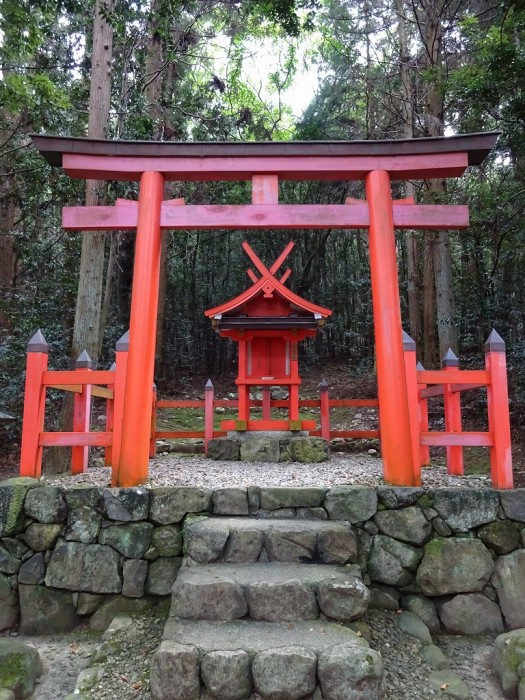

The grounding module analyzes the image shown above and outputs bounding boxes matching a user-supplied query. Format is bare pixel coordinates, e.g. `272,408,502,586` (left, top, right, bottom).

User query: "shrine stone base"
207,435,330,463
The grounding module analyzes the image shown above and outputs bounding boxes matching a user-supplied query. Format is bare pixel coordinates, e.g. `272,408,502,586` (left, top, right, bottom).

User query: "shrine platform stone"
208,435,329,463
153,619,385,700
170,562,369,622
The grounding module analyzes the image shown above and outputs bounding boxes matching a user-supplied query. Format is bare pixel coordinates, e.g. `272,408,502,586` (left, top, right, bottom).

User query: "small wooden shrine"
205,241,332,432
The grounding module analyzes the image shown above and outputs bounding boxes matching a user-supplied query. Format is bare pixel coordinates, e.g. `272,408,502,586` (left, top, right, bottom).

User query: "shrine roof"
32,132,499,167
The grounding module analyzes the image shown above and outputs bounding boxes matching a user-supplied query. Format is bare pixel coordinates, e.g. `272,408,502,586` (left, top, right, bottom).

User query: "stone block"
102,487,150,521
368,583,400,611
0,638,42,698
150,487,212,524
376,486,425,509
318,643,384,700
76,592,104,616
0,574,18,631
247,581,318,622
1,538,29,559
45,539,122,593
98,522,153,558
400,594,440,634
368,535,422,587
24,486,67,523
122,559,148,598
259,487,326,511
150,641,200,700
478,520,520,555
428,671,470,699
184,519,230,563
397,610,432,643
422,644,449,670
416,537,494,596
253,646,317,700
431,488,499,532
224,527,264,563
19,584,79,634
64,506,101,544
172,571,247,620
317,522,358,565
145,556,182,596
88,595,153,631
22,523,62,551
499,489,525,523
18,553,45,585
437,593,503,635
374,507,432,546
65,485,103,511
0,478,38,537
240,438,281,463
492,549,525,629
208,439,240,461
213,488,249,515
297,507,328,520
493,629,525,697
325,486,378,523
201,650,252,700
266,527,316,562
317,576,369,621
152,525,183,557
0,547,20,575
289,437,329,463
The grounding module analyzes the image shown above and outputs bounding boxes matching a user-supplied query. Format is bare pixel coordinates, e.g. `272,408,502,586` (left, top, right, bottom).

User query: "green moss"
423,537,446,555
1,478,38,535
417,494,434,509
0,652,25,690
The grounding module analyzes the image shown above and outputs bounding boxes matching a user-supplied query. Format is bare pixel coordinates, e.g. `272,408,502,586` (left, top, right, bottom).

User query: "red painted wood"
419,385,445,399
252,174,279,204
204,381,214,454
404,344,422,485
236,378,301,386
366,170,415,486
39,432,112,447
71,368,92,475
155,431,228,439
420,432,492,447
118,171,164,487
443,365,464,476
262,387,271,420
419,382,485,398
111,345,128,486
310,430,380,439
452,383,486,393
417,380,431,466
62,151,469,181
105,379,114,467
63,203,469,232
42,370,114,385
418,370,489,385
319,384,330,441
220,419,317,431
485,350,513,488
20,351,48,478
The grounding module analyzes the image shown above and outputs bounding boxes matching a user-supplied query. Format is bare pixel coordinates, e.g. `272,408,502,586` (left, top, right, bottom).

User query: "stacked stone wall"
1,478,524,636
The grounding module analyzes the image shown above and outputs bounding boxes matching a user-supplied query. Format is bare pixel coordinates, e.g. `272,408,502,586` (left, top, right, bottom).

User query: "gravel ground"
5,609,505,700
42,452,492,489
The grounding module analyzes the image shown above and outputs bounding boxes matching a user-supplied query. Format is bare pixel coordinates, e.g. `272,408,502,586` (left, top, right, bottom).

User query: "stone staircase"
150,516,385,700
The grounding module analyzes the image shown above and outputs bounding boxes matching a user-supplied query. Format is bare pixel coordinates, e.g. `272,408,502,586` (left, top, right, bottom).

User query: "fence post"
319,379,330,441
71,350,92,475
403,332,421,486
417,362,431,466
485,330,513,488
262,386,271,420
111,331,129,487
20,330,49,478
105,362,115,466
150,383,157,458
204,379,214,454
442,349,463,476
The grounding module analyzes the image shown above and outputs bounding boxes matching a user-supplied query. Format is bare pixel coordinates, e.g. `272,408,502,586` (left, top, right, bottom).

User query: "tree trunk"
46,0,114,473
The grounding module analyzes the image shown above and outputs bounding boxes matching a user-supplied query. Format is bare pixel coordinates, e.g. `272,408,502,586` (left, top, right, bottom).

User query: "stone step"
170,562,369,623
151,618,384,700
184,517,357,565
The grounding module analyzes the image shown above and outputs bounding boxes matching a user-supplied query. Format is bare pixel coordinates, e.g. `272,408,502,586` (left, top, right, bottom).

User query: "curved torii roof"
205,242,332,320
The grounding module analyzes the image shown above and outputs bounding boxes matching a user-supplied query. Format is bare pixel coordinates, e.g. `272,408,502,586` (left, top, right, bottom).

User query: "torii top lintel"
31,132,499,182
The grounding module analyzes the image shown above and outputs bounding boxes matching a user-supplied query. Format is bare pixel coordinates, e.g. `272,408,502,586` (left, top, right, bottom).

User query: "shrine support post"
366,170,416,486
117,171,164,486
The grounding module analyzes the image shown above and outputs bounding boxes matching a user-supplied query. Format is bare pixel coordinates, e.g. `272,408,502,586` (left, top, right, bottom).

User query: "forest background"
1,0,525,464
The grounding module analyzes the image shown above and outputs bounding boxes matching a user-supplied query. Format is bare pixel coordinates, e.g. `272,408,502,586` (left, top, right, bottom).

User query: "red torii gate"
31,132,499,487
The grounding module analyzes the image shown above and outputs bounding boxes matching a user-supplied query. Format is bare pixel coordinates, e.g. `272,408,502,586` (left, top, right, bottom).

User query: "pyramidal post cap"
76,350,92,369
116,330,130,352
402,330,416,351
441,348,459,368
205,379,214,390
484,329,506,353
27,329,49,354
416,361,425,371
318,378,329,390
109,362,116,372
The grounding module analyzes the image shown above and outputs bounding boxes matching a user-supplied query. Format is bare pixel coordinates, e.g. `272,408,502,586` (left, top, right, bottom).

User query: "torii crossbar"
31,132,500,487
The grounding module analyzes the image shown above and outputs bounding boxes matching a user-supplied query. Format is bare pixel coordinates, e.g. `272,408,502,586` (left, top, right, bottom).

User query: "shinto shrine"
205,241,331,432
19,131,513,489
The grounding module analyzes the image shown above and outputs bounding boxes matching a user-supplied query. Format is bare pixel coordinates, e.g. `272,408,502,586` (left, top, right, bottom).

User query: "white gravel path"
43,452,491,489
